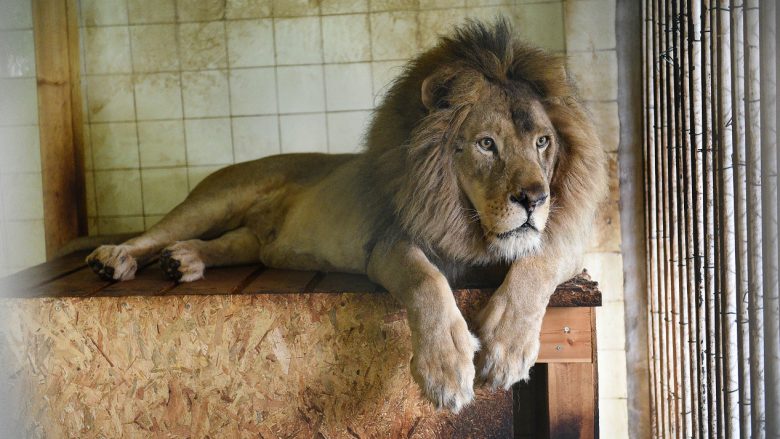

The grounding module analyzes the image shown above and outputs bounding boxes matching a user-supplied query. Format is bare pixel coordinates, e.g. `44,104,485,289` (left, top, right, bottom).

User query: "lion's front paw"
86,245,138,281
160,242,205,282
410,315,479,413
476,296,541,390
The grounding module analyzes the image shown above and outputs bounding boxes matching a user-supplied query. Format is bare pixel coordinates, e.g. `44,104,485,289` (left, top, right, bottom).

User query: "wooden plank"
538,307,593,363
547,363,597,439
33,266,112,297
242,268,319,294
99,262,174,297
310,272,382,293
168,265,263,295
32,0,87,258
0,250,88,296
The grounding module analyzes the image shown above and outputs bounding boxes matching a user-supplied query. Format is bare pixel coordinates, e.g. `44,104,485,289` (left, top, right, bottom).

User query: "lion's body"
87,20,606,412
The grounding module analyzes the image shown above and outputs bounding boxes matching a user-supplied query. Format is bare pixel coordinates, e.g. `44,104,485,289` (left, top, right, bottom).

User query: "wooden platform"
0,252,600,438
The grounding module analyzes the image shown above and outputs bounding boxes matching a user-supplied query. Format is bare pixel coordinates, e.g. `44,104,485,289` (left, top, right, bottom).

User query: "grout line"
318,7,331,152
222,19,237,166
172,0,193,193
271,18,283,155
123,0,147,232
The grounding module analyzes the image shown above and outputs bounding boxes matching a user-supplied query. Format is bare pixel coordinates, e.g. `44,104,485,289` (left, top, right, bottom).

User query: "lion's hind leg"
160,227,261,282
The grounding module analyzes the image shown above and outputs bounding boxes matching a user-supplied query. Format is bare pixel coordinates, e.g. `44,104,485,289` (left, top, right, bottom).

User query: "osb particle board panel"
0,293,514,438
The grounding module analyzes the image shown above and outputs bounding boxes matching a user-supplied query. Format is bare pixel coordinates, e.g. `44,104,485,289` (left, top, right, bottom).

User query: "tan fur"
87,20,607,411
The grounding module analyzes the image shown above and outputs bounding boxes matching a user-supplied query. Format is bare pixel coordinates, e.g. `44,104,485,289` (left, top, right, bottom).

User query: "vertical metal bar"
742,1,765,437
758,0,780,436
729,1,752,436
715,1,741,436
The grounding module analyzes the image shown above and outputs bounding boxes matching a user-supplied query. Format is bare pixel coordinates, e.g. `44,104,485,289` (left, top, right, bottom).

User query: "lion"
86,20,607,412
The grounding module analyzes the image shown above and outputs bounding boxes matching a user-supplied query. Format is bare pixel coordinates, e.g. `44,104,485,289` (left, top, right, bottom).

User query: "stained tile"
320,0,368,14
582,252,624,303
81,0,128,26
370,11,419,61
229,67,278,115
181,70,231,117
4,220,45,267
371,59,406,102
419,0,464,8
370,0,418,12
138,120,186,167
226,0,273,19
85,171,97,217
0,125,41,173
276,65,324,113
274,17,322,65
322,14,371,63
179,22,228,70
279,113,327,153
273,0,319,17
232,115,281,161
130,24,179,72
84,26,132,74
588,101,620,152
128,0,176,24
325,63,373,111
141,167,189,215
0,0,33,30
1,173,43,220
86,75,135,122
94,169,144,216
134,73,183,120
327,111,371,153
185,118,234,165
418,9,466,50
176,0,226,21
227,19,274,67
188,165,226,189
97,216,145,234
90,122,140,170
0,78,37,125
568,51,618,101
0,30,35,78
565,0,616,52
513,3,565,52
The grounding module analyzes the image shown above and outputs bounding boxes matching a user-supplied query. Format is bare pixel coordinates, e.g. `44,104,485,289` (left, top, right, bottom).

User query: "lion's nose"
510,186,548,214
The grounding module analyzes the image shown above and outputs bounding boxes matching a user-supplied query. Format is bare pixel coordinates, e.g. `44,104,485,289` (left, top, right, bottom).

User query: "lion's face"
452,81,558,260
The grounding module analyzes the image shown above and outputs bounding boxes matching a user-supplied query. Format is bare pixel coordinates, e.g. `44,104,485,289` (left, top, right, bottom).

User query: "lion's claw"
86,245,137,281
159,242,205,283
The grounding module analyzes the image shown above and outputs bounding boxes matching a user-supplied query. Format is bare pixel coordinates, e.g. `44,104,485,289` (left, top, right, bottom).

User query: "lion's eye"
477,137,496,151
536,136,550,149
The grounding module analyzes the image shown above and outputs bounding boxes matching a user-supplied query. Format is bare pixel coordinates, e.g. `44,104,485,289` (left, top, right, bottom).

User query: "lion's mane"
363,20,607,268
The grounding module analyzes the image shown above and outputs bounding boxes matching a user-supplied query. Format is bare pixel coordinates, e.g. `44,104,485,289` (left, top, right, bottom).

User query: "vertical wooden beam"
31,0,86,259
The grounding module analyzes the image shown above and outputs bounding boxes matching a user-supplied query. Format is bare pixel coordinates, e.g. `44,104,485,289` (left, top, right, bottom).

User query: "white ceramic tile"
513,3,565,53
84,26,132,74
226,0,273,19
181,70,231,117
418,9,466,50
130,24,179,72
465,5,514,24
0,0,33,30
419,0,464,8
179,22,228,70
187,165,226,189
276,65,325,113
85,171,97,217
370,0,418,11
1,173,43,220
137,120,186,167
322,14,371,63
86,75,135,122
184,118,234,165
94,169,144,216
582,252,624,302
273,0,320,17
134,73,183,120
326,111,371,153
81,0,128,26
320,0,368,14
587,101,620,152
4,220,45,267
274,17,322,65
97,216,145,234
0,78,38,126
90,122,140,170
232,115,281,161
229,67,278,115
141,167,189,214
144,215,165,228
465,0,508,6
279,113,327,153
325,63,373,111
371,60,406,103
596,301,626,351
598,398,629,439
127,0,176,24
83,123,93,170
598,350,628,398
176,0,226,22
0,125,41,173
370,11,419,61
568,50,618,101
0,30,35,78
227,19,275,68
565,0,616,52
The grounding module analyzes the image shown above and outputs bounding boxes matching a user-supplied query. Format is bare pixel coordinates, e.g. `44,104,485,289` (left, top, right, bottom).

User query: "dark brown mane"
363,19,607,266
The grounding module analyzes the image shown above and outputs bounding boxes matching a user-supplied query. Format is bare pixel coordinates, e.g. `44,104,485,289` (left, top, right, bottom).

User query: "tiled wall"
0,0,46,277
73,0,627,436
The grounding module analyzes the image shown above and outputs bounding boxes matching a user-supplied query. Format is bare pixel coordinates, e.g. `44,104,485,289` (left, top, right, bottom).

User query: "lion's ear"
421,67,458,111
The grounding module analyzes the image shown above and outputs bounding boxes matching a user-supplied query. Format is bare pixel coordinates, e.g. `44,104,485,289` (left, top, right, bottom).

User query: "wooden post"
31,0,87,258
